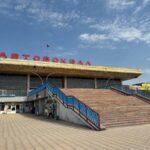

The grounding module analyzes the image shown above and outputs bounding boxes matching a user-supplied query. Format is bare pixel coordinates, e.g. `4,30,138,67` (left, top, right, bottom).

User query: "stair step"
62,88,150,128
104,122,150,128
102,117,150,123
104,120,150,128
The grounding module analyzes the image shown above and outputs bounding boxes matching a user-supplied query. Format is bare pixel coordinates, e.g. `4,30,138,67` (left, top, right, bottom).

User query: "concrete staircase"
62,89,150,128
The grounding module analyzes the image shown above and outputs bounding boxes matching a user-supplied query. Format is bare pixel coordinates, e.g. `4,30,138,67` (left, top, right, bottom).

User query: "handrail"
28,84,46,96
136,90,150,99
46,83,100,128
68,95,100,127
111,86,134,95
111,85,150,100
28,82,100,129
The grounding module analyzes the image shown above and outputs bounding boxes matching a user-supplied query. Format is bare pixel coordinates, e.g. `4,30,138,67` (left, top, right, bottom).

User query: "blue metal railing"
135,90,150,99
111,85,134,95
111,85,150,100
28,84,46,96
28,83,100,129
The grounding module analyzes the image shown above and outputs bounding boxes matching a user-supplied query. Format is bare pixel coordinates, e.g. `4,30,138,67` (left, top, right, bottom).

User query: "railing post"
78,101,80,113
98,114,100,128
73,97,74,110
86,106,88,121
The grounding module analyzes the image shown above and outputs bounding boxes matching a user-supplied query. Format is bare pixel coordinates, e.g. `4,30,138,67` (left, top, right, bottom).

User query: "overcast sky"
0,0,150,84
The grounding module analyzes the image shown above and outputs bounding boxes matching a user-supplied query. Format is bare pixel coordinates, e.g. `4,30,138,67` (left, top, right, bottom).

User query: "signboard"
0,52,91,65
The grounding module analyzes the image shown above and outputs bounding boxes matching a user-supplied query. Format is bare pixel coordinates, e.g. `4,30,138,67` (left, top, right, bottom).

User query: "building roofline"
0,58,142,80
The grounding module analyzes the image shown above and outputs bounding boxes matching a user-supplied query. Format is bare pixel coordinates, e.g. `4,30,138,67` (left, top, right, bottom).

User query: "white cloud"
134,0,150,14
79,28,147,43
63,0,79,4
143,0,150,5
79,42,116,50
141,33,150,44
79,33,108,42
14,0,29,10
80,17,96,24
0,0,80,28
118,28,142,42
86,16,150,44
107,0,135,10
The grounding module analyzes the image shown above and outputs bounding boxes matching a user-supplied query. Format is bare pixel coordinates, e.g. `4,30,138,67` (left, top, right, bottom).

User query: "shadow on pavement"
19,113,91,131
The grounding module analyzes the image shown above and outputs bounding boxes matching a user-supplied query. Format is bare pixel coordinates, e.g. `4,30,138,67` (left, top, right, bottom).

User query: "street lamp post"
31,72,44,85
30,72,44,116
46,73,55,83
105,78,112,89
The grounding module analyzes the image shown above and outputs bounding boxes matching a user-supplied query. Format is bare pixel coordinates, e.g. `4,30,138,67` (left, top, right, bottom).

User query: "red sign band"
0,52,91,66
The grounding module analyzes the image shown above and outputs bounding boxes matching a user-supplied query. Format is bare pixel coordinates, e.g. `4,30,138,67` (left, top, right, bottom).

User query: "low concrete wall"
57,102,90,128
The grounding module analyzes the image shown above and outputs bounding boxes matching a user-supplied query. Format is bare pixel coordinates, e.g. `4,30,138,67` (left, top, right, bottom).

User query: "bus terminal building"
0,55,150,130
0,56,141,94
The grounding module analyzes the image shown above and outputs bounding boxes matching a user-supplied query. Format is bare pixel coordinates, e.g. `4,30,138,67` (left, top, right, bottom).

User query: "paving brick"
0,114,150,150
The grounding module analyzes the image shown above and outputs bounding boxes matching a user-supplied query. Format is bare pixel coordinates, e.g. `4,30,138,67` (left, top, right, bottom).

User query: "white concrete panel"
0,97,27,102
57,102,90,128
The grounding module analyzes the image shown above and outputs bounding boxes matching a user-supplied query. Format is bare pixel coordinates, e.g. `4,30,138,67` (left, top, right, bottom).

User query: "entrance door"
16,105,20,113
0,103,5,114
11,105,16,114
0,103,4,111
19,104,23,113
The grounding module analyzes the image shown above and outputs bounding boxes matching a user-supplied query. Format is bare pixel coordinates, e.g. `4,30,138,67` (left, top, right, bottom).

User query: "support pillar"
94,78,97,89
64,76,67,89
27,74,30,94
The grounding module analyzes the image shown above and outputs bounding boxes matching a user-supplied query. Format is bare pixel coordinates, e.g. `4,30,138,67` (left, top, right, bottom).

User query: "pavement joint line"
0,114,150,150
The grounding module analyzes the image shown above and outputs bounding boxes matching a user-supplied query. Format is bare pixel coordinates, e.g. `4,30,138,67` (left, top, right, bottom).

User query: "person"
45,101,52,118
32,107,35,114
35,105,39,116
48,102,53,118
51,101,58,120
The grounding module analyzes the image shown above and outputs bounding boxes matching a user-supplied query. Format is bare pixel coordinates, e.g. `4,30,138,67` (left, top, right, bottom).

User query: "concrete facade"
57,101,90,128
0,97,27,102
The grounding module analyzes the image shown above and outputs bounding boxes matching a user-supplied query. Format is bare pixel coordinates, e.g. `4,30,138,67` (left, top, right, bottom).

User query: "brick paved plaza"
0,114,150,150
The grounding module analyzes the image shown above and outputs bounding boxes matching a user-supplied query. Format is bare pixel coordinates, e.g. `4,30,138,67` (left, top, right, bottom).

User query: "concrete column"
64,76,67,89
38,100,44,115
94,78,97,89
27,74,30,94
